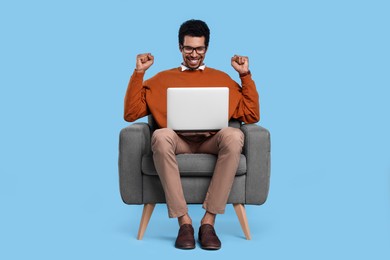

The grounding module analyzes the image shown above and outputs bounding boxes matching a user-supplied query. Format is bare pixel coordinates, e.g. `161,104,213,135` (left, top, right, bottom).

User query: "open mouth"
187,58,200,66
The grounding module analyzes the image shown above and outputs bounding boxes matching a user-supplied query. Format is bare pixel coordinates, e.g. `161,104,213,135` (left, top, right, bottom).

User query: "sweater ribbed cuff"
239,70,251,78
134,69,145,75
240,72,253,85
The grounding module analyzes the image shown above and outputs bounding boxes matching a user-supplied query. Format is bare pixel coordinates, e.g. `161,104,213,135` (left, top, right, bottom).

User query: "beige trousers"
151,127,244,218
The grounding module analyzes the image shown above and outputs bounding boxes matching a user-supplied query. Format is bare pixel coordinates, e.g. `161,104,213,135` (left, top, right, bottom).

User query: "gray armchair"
118,116,271,240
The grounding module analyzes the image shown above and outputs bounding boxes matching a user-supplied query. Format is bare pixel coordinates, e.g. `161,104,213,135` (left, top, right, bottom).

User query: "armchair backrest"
148,115,159,132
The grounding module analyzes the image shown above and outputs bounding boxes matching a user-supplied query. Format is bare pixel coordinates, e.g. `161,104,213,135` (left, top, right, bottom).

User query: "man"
124,19,260,250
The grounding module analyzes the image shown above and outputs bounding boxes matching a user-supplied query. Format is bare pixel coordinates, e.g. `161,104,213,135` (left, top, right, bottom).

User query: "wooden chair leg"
137,203,156,240
233,204,251,240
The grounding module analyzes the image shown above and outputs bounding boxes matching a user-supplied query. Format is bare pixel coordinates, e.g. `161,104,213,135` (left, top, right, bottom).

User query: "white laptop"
167,87,229,131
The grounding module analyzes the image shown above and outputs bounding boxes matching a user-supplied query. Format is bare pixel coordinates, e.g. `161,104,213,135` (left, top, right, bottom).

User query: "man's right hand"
135,53,154,73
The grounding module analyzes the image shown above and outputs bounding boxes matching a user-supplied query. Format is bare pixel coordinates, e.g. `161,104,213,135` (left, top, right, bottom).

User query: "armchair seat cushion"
142,154,247,177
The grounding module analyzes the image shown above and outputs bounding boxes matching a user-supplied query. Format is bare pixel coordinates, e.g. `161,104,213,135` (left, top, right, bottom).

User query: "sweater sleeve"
232,73,260,124
123,70,149,122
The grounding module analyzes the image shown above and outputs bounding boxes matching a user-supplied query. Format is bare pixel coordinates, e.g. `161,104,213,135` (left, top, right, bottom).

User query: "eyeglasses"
181,45,207,54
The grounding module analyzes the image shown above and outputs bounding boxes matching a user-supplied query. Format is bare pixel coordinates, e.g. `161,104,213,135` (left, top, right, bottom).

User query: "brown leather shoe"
198,224,221,250
175,224,195,249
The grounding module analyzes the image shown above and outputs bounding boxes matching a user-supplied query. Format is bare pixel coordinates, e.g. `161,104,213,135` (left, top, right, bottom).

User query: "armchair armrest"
241,124,271,204
118,123,151,204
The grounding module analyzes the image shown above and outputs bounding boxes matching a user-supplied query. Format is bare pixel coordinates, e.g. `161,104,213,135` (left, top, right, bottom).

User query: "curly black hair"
178,19,210,47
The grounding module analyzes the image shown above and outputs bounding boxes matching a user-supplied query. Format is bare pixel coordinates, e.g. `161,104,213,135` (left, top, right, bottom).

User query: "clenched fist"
135,53,154,72
231,55,249,75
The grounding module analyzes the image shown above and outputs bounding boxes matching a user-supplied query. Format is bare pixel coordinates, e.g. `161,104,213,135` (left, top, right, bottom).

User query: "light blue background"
1,0,389,259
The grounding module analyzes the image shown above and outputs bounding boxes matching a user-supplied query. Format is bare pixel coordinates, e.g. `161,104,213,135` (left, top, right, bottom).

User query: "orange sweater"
124,67,260,128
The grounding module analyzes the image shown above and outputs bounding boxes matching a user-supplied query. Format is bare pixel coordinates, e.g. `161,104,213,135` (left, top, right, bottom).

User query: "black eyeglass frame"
180,45,207,54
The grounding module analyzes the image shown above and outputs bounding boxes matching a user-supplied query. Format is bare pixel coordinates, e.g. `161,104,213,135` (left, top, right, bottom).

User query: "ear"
179,44,182,52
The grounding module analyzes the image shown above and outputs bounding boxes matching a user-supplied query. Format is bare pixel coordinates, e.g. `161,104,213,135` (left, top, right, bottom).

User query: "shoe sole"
175,244,196,250
175,246,196,250
198,240,221,250
200,246,221,250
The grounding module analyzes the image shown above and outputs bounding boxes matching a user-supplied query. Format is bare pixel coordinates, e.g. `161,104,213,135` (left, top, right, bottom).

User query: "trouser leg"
151,128,192,218
197,127,244,214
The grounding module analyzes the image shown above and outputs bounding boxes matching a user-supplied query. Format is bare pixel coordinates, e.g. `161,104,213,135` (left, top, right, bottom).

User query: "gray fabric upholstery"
142,175,246,204
142,154,247,177
118,123,151,204
241,124,271,204
118,118,271,206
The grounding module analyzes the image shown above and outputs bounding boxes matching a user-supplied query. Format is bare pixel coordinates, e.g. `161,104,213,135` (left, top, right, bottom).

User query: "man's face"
180,36,207,69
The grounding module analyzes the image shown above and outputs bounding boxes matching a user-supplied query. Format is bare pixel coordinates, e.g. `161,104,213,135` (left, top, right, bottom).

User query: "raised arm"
124,53,154,122
231,55,260,124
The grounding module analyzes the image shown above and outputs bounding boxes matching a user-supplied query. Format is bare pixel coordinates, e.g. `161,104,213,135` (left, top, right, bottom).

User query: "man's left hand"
231,55,249,74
